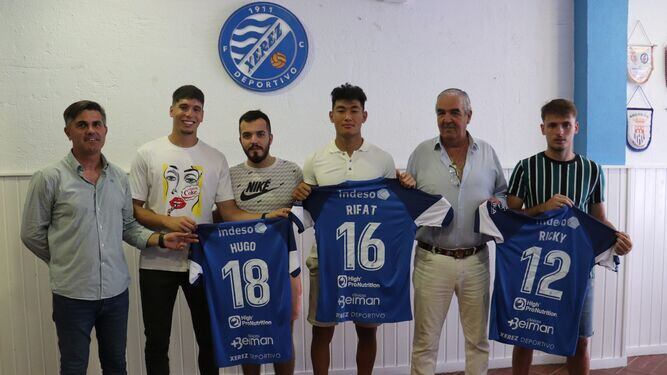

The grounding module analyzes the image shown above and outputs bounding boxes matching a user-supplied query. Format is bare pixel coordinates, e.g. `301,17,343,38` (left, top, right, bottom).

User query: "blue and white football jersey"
476,201,618,356
293,178,452,324
189,217,302,367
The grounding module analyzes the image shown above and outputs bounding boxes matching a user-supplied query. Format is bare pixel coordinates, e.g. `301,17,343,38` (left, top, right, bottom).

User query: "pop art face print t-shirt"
130,136,234,271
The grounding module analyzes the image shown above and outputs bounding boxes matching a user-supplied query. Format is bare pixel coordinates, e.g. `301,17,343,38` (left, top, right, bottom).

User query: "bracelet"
158,233,166,248
261,212,268,219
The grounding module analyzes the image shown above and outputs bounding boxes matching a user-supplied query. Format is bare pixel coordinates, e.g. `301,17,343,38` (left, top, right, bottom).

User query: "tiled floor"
438,354,667,374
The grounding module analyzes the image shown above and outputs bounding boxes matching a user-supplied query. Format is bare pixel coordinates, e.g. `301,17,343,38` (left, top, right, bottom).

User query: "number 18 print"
189,217,301,367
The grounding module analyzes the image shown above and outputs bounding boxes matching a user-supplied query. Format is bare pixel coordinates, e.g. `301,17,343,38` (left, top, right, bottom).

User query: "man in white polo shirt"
292,83,413,375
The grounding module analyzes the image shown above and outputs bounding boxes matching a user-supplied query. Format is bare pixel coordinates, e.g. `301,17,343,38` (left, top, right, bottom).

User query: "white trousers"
411,246,490,375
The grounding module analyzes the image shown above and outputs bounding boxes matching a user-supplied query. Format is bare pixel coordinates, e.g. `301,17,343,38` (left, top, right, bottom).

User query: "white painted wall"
8,0,667,374
627,0,667,165
0,0,572,174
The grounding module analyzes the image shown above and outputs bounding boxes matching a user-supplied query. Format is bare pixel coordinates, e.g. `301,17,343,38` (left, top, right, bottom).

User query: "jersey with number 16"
295,178,452,324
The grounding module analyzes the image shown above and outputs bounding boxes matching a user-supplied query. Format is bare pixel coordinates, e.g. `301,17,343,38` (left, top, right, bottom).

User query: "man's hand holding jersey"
292,181,313,201
614,231,632,256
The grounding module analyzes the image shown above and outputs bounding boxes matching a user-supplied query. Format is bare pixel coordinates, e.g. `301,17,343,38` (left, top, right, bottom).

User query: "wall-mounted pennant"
627,21,655,84
626,86,654,152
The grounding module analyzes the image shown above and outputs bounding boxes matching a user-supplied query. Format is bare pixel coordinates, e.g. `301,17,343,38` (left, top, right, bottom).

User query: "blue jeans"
52,289,129,375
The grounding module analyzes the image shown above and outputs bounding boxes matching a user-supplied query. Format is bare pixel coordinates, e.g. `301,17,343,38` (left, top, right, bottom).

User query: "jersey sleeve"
188,242,205,285
575,208,618,271
475,201,531,244
300,187,331,224
507,161,526,201
385,179,453,227
475,201,505,243
290,202,315,264
285,218,302,277
215,154,235,202
290,202,314,229
129,149,149,201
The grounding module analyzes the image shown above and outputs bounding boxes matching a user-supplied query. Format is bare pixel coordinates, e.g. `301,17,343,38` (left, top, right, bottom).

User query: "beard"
244,145,269,164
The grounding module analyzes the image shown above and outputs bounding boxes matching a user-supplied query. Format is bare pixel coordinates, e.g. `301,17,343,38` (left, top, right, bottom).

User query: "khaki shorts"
306,255,379,328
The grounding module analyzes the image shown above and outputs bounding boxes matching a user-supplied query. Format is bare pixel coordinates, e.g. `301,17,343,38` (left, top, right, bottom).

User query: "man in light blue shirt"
21,100,196,375
407,89,506,375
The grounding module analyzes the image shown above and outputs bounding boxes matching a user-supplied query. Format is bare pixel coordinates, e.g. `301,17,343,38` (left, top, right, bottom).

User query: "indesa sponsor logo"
230,335,274,350
218,222,267,237
536,216,580,229
338,188,390,200
507,317,554,335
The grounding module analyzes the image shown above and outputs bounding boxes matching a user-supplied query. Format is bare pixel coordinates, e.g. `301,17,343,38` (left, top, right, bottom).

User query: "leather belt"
417,241,485,259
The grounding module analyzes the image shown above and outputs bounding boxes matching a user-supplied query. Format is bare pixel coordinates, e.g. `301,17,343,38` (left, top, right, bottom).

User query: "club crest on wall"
218,2,309,92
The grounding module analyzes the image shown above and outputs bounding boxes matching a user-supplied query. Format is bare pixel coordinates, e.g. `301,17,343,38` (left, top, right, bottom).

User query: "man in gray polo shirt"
20,100,196,375
407,89,506,375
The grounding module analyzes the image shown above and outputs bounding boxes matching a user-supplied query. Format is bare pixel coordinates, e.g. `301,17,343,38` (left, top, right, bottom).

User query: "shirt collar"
65,150,109,173
326,139,369,153
433,132,479,153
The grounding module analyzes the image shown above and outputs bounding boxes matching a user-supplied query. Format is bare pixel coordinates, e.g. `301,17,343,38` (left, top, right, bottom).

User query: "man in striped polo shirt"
508,99,632,374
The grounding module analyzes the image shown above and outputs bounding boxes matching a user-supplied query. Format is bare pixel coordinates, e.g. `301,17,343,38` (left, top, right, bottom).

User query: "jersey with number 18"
189,217,302,367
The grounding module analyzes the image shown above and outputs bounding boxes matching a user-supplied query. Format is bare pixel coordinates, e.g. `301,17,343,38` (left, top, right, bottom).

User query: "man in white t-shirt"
129,85,288,375
292,83,414,375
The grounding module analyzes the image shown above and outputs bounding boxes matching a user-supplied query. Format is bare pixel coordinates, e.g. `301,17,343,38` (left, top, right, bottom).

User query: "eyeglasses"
448,163,461,187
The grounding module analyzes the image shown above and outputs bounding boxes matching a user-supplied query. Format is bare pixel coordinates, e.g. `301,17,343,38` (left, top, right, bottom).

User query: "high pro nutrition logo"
218,2,309,92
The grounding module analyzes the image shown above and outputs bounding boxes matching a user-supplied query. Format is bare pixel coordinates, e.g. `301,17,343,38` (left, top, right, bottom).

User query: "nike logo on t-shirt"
240,180,277,201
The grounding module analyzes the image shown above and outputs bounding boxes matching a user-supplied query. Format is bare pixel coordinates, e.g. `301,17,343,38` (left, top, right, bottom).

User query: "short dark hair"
541,99,577,121
331,83,367,109
238,110,271,134
63,100,106,126
172,85,204,105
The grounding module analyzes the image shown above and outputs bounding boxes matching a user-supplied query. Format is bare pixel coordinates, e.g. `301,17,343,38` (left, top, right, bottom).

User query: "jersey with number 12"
295,178,452,324
476,201,617,356
189,217,301,367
